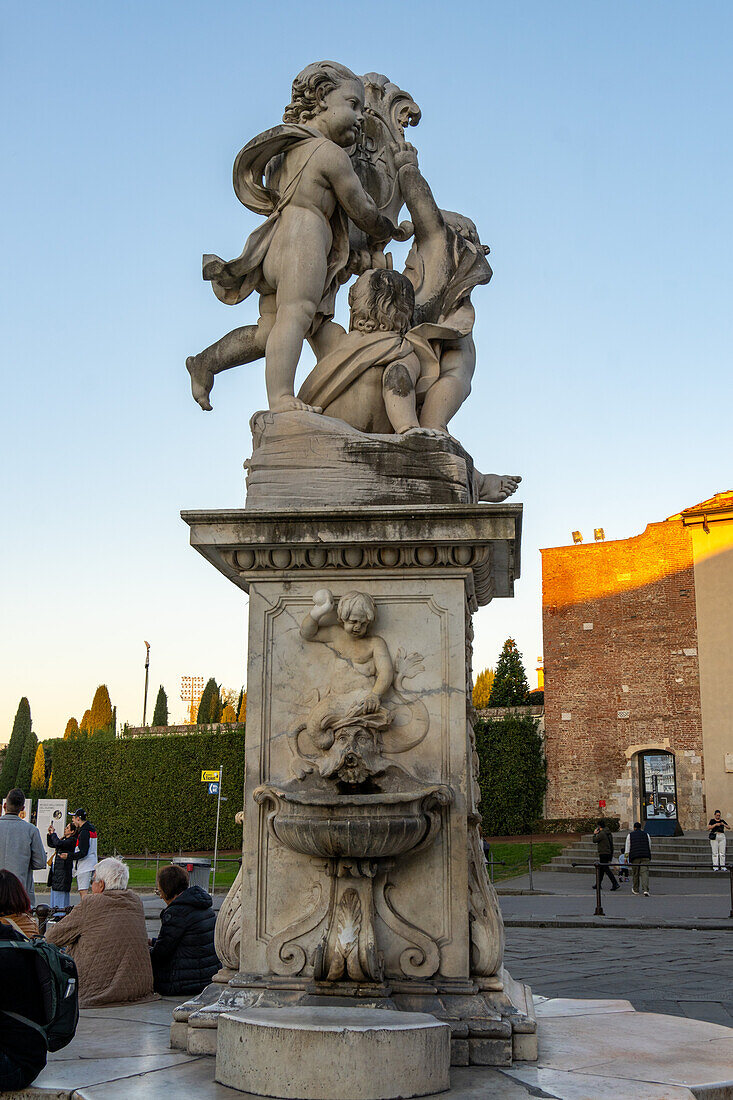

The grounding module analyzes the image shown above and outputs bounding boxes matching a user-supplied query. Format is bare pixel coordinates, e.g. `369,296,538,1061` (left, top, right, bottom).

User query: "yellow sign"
201,770,220,782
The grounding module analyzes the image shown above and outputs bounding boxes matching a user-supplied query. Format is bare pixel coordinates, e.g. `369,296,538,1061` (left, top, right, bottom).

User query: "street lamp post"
142,641,151,726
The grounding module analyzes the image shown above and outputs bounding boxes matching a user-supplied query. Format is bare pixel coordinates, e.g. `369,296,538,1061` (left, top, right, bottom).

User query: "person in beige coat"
46,857,154,1008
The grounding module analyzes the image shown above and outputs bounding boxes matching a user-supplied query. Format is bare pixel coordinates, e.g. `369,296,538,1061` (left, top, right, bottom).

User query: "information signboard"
34,799,68,883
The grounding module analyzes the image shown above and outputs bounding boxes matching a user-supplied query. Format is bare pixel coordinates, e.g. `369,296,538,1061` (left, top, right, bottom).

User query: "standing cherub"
186,61,402,413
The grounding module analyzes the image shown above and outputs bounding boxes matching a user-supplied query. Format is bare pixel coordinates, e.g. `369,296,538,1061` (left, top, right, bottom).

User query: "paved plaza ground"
19,861,730,1096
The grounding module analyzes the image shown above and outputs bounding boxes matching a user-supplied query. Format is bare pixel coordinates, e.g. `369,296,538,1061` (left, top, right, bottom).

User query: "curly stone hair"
337,591,376,625
283,60,361,124
348,269,415,335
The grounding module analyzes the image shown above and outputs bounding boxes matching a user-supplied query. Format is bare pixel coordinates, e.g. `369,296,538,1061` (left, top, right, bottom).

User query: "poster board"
34,799,68,883
2,796,32,821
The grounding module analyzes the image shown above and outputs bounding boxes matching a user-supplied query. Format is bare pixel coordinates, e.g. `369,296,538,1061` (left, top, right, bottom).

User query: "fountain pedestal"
173,504,536,1070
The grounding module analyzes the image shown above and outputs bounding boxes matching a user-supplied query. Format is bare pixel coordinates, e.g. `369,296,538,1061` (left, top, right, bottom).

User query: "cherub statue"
186,61,403,414
299,589,393,713
297,268,444,435
395,141,493,434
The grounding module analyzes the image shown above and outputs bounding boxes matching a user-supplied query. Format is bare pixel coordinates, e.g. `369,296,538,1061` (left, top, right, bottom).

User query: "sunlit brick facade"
541,493,733,831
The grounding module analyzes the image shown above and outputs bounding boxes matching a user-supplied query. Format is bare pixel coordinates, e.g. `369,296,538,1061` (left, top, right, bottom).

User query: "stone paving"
22,996,733,1099
505,926,733,1028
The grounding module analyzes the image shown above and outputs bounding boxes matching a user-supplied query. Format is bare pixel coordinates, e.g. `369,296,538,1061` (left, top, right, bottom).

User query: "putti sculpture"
176,61,535,1080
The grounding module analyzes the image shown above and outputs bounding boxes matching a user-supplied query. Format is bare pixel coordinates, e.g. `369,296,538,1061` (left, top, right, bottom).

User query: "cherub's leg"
418,335,476,431
382,357,422,435
308,319,347,361
263,218,328,412
186,295,276,411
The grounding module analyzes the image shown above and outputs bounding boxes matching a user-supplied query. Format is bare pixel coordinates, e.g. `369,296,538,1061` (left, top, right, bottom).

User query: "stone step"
543,861,722,879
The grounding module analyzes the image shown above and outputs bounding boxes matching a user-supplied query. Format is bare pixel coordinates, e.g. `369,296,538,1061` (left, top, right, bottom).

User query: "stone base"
244,409,479,508
171,968,536,1067
215,1006,451,1099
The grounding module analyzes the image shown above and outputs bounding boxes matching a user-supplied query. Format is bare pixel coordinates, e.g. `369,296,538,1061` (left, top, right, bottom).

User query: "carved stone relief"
253,589,453,985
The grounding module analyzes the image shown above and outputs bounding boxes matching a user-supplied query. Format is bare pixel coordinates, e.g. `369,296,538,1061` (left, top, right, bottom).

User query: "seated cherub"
297,268,443,435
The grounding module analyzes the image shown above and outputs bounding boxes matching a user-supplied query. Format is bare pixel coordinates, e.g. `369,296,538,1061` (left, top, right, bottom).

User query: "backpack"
0,936,79,1051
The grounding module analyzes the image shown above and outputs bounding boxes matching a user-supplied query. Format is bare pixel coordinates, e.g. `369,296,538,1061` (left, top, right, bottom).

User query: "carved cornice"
181,505,522,609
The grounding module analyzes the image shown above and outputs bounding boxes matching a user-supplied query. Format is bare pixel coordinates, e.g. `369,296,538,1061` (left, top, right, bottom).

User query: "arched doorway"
638,750,679,836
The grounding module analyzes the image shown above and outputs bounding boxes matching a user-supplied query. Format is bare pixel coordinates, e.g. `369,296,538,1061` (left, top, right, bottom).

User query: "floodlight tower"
180,676,205,724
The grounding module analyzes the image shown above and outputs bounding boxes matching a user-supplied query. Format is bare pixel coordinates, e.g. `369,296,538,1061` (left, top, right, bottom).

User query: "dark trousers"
598,854,618,887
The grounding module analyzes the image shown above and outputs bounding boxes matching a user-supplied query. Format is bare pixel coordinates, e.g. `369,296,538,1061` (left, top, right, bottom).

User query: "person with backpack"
0,870,79,1090
624,822,653,896
591,819,620,891
150,864,219,995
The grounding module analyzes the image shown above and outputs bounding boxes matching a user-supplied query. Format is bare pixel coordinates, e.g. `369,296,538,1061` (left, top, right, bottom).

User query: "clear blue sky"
2,1,731,739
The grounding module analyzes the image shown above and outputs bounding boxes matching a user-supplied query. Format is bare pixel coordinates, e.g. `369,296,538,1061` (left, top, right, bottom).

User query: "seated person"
0,867,40,937
46,821,77,910
46,857,154,1007
0,918,47,1089
150,865,219,996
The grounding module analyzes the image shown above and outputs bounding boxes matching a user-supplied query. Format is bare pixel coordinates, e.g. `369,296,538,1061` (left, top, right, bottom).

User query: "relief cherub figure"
299,589,393,714
186,61,403,414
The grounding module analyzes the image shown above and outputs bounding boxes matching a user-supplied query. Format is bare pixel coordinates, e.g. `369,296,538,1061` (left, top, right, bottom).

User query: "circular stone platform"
215,1006,451,1099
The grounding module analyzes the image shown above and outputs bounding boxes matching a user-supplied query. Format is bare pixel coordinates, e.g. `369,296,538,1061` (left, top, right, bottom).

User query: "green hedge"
474,714,547,836
50,731,245,853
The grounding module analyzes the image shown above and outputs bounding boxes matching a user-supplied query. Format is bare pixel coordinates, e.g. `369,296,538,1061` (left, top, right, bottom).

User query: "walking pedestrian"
625,822,652,896
708,811,728,870
0,790,46,905
70,810,98,899
592,819,620,891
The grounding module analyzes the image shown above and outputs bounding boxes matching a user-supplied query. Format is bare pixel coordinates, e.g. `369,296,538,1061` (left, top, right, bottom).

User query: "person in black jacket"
150,865,219,996
47,822,77,909
592,819,620,891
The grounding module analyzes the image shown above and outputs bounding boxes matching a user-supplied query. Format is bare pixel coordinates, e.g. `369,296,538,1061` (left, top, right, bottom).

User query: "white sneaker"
643,891,649,896
631,889,639,894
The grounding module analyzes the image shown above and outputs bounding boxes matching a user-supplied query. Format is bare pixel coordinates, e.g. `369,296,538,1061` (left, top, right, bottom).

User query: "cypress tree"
42,739,55,785
488,639,530,707
79,709,92,739
89,685,114,738
221,704,237,724
236,687,244,717
0,697,32,792
237,691,247,723
30,743,47,798
196,679,221,725
474,714,546,834
64,717,80,740
152,686,169,727
16,731,38,794
472,668,495,709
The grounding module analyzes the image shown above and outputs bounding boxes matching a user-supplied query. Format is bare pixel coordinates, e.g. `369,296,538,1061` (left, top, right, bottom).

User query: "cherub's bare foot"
186,355,214,411
478,473,522,502
270,396,323,414
401,425,450,438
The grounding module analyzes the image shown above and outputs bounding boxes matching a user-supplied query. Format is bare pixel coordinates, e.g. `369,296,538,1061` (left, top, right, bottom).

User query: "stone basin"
254,772,452,860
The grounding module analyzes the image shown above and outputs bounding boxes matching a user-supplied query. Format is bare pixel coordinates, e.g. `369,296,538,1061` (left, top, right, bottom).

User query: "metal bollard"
594,863,604,916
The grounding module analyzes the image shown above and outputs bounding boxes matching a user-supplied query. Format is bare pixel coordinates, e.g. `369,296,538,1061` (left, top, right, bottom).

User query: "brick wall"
541,517,706,829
